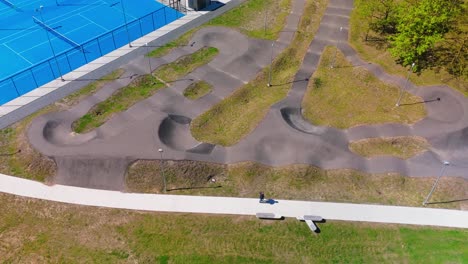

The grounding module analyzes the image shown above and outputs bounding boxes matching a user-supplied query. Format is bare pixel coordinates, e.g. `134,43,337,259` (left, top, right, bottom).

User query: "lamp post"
158,148,167,193
396,62,416,107
145,43,154,83
423,161,450,206
37,5,64,81
330,26,343,69
267,42,274,87
119,0,132,47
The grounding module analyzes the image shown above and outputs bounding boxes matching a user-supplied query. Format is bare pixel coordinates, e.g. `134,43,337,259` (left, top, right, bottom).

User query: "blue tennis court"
0,0,183,104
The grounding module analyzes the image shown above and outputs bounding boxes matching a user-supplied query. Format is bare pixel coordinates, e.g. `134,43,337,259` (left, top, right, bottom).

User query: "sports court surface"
0,0,183,104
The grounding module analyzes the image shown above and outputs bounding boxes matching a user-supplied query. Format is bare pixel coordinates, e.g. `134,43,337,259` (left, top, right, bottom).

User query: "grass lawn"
349,136,430,159
349,1,467,96
0,69,125,182
190,0,328,146
183,81,213,99
1,193,466,263
73,47,218,133
148,0,292,58
126,160,468,210
301,46,427,129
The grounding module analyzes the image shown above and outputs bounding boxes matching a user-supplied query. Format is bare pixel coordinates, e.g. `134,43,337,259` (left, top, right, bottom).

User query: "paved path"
1,173,467,228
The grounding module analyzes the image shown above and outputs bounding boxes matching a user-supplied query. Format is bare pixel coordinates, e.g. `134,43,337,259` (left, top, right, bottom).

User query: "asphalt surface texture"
26,0,468,190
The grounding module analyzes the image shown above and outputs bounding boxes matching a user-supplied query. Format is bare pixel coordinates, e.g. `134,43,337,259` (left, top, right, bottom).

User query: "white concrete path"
1,173,467,229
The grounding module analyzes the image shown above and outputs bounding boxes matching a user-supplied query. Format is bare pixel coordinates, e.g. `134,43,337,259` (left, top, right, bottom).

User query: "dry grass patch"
191,0,328,146
349,136,430,159
349,2,467,95
126,161,467,209
0,69,124,182
302,47,426,129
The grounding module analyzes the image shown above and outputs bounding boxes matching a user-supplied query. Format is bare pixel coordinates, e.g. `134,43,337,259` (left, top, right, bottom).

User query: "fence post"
30,69,38,87
11,78,19,96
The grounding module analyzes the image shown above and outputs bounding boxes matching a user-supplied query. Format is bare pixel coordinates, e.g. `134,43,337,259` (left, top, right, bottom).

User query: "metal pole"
330,27,342,69
38,6,64,81
423,161,450,206
145,43,153,83
120,0,132,47
158,148,167,193
396,62,415,106
267,42,274,87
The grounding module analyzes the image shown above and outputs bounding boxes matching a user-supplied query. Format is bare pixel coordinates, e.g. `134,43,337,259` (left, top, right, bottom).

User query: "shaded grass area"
349,136,430,159
73,47,218,133
183,80,213,100
1,193,467,263
190,0,328,146
148,0,292,58
302,47,426,129
126,161,468,210
0,69,125,182
349,2,467,96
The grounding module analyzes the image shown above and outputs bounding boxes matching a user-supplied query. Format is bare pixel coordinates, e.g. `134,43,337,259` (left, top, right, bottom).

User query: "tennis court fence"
0,5,183,105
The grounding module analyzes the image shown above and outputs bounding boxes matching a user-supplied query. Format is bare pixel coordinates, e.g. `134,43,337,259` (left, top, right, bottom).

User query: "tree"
356,0,400,40
389,0,464,70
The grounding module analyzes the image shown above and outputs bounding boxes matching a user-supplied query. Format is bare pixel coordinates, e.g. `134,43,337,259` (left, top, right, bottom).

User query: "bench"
296,215,323,232
296,215,323,222
256,213,283,219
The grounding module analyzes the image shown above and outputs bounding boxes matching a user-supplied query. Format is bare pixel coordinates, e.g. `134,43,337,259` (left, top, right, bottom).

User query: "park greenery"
183,81,213,99
1,193,467,263
0,69,125,182
191,0,328,146
302,47,426,129
72,47,219,133
126,160,467,210
148,0,291,58
349,136,430,160
356,0,466,76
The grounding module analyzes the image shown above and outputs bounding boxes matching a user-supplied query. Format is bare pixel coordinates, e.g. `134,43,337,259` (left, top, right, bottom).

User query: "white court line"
3,43,33,65
79,13,109,31
19,21,96,55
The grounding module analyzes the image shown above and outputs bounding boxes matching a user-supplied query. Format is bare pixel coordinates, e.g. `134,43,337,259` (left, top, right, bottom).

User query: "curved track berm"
27,0,468,190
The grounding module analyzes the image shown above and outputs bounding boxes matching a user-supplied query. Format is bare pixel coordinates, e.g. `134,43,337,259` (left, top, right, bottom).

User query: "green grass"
155,47,218,82
183,81,213,99
301,46,427,129
1,193,466,263
147,0,292,58
0,69,125,182
349,1,467,96
147,30,195,58
207,0,291,40
73,47,218,133
72,75,165,133
190,0,328,146
349,136,430,159
126,161,468,210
